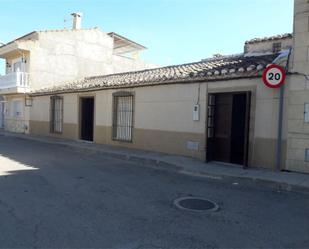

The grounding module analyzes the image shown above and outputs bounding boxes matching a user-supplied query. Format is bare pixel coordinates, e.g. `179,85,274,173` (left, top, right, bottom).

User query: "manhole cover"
174,197,219,212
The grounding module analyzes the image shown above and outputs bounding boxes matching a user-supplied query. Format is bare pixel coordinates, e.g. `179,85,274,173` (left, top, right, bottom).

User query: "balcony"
0,72,30,93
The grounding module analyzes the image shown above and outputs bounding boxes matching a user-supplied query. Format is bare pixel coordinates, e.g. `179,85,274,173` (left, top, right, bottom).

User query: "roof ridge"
37,27,100,33
245,33,292,44
85,53,271,81
201,53,244,62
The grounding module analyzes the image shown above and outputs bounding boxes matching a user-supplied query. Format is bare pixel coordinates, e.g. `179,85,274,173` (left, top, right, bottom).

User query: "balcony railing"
0,72,29,90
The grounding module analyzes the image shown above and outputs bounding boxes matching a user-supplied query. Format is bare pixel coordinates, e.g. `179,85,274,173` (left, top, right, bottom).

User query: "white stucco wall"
6,28,156,91
28,29,114,89
245,38,292,54
112,55,158,74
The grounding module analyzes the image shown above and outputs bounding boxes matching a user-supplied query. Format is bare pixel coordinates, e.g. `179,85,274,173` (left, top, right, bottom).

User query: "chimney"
71,12,83,29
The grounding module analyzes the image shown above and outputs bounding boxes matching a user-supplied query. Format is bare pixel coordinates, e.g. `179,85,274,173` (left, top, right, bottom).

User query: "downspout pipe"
275,47,292,171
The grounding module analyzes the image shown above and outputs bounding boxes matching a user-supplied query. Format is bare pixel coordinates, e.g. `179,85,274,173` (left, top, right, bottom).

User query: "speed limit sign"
262,64,286,88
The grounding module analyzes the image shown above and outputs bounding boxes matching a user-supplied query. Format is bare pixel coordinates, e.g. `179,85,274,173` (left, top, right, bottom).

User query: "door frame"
0,95,6,129
205,90,252,168
243,91,251,168
0,102,4,129
78,95,95,141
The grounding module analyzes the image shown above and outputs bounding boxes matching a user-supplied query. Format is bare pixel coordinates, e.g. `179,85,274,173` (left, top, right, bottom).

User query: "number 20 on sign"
262,64,286,88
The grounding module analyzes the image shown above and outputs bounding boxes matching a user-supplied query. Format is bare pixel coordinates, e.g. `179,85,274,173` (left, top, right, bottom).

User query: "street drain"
174,197,219,212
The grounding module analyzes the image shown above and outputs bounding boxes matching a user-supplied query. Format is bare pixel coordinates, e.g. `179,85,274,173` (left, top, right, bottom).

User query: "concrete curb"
1,131,309,195
177,168,309,195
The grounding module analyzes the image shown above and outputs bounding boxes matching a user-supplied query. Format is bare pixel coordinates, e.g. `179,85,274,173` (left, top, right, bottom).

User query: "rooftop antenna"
63,18,67,29
63,14,73,29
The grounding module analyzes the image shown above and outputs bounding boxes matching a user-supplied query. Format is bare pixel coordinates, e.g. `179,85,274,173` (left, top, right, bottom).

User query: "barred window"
50,96,63,133
112,92,134,142
273,42,282,53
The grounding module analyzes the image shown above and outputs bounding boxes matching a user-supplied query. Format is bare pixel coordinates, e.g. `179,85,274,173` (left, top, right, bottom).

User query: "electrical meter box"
193,104,200,121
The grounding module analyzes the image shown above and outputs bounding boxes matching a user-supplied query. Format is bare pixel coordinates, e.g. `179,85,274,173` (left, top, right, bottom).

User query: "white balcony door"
13,62,21,72
11,58,27,87
13,60,25,73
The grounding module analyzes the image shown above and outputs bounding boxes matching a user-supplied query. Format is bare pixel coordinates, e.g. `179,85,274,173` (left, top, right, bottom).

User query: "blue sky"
0,0,293,74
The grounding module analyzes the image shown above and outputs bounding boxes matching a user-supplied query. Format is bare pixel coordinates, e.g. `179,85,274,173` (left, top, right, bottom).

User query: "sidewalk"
1,130,309,194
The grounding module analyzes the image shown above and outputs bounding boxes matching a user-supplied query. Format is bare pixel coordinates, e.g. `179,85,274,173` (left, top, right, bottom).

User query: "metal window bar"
50,96,63,133
113,95,133,141
273,42,282,53
207,94,216,138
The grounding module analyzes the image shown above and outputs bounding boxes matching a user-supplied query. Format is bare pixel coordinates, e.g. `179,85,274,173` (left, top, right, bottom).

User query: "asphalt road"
0,136,308,249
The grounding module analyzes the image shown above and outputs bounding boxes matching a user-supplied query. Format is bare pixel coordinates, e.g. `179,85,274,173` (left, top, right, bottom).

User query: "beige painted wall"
30,93,78,139
95,84,207,133
29,77,286,170
291,0,309,74
284,0,309,174
286,75,309,173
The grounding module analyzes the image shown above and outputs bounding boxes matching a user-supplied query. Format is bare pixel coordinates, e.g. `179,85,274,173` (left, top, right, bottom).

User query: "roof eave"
29,73,263,97
0,31,37,58
108,32,147,50
0,42,19,58
0,31,37,49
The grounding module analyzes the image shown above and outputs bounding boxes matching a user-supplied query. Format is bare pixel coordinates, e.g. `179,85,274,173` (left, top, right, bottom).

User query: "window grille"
273,42,282,53
207,94,216,138
112,92,134,142
50,96,63,133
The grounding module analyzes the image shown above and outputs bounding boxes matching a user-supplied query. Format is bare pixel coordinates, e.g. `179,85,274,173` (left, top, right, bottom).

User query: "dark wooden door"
212,94,233,163
206,92,251,166
80,98,94,141
230,93,247,164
